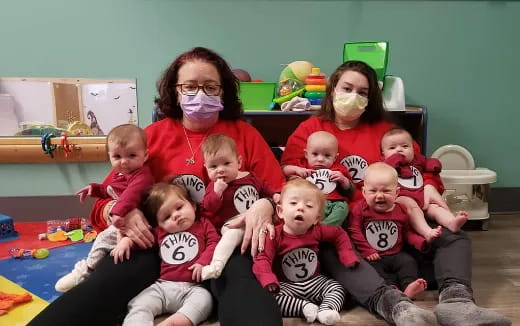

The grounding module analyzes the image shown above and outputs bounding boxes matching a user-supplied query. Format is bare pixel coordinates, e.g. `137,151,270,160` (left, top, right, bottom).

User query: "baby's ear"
238,155,243,169
276,204,283,218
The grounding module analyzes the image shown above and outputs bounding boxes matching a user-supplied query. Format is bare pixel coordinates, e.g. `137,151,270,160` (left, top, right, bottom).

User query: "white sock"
302,303,318,323
317,309,341,325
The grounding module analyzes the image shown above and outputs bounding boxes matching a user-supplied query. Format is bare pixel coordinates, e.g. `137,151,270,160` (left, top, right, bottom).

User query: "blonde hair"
307,131,338,152
142,182,192,227
280,178,326,220
364,162,398,186
107,124,147,149
201,133,238,158
381,127,412,143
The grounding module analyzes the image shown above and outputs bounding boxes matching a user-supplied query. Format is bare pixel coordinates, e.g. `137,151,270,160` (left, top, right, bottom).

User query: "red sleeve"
281,118,316,167
240,122,285,193
88,183,109,199
252,233,280,288
316,224,359,268
200,182,223,214
195,218,221,265
110,167,155,217
258,179,277,198
385,153,407,169
413,142,444,193
404,225,428,252
89,169,118,232
424,157,442,174
347,203,378,258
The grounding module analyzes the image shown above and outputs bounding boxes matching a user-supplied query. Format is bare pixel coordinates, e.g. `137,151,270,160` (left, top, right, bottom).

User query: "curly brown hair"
155,47,243,120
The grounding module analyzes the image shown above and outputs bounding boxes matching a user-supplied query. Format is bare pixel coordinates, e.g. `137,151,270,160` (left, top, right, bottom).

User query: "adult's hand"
424,184,449,210
227,198,275,257
118,208,154,249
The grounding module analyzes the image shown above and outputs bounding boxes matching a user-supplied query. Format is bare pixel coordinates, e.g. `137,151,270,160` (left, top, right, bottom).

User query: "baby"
253,178,359,325
55,124,154,292
199,133,279,280
123,183,220,326
282,131,353,226
381,127,468,241
348,162,429,299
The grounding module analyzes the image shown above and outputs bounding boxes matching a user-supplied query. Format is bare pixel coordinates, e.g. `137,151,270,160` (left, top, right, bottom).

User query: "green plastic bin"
239,82,276,111
343,41,389,82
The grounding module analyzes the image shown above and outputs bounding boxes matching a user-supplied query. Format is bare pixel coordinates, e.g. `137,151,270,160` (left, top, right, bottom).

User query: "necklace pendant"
186,157,195,165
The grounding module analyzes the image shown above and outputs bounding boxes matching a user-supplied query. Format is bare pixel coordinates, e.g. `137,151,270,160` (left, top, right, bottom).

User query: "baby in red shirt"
381,128,468,242
254,178,358,325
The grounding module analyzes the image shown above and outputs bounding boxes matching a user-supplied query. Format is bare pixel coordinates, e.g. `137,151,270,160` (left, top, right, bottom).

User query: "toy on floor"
9,248,50,259
44,217,97,242
0,291,33,315
0,213,20,243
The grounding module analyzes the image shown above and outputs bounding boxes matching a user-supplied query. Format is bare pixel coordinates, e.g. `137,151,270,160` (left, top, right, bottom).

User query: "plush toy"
0,291,32,315
279,61,315,84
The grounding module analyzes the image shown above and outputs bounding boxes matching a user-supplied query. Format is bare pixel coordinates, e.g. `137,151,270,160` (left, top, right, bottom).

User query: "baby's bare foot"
404,278,427,299
446,211,469,232
425,226,442,243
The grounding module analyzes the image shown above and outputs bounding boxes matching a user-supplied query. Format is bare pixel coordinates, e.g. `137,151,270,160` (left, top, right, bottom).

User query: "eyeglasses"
176,83,222,96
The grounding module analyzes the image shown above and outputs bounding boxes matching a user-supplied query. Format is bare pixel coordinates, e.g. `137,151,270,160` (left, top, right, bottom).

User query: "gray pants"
123,279,212,326
86,225,117,268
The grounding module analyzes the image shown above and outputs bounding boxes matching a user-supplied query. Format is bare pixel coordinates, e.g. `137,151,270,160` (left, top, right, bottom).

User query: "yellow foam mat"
0,275,49,326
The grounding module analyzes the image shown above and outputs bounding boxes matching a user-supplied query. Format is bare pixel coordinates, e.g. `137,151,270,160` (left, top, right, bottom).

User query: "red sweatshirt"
155,217,220,282
253,223,359,288
90,118,285,231
281,116,443,205
348,201,427,258
201,173,276,229
88,165,154,217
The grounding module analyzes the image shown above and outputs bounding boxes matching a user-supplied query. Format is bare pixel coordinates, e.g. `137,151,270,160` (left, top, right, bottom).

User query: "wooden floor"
205,214,520,326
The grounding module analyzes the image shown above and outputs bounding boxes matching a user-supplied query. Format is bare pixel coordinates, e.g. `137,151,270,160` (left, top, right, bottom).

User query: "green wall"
0,0,517,196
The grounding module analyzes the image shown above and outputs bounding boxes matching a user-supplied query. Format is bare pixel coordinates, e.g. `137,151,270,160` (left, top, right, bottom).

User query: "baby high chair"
431,145,497,230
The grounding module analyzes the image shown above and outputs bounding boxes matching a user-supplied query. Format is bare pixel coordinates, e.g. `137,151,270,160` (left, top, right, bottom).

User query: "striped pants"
275,274,345,317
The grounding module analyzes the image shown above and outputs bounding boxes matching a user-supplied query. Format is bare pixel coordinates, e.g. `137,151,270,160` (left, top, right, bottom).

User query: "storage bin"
343,41,389,82
239,82,276,111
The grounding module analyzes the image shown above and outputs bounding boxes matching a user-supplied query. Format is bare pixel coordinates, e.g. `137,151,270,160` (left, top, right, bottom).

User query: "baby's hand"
284,165,314,178
266,283,279,293
366,253,381,261
214,178,228,196
110,237,133,264
329,171,350,188
75,185,93,203
189,263,203,282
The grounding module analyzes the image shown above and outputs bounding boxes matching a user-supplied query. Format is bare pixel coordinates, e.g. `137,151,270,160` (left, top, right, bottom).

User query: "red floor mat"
0,222,75,260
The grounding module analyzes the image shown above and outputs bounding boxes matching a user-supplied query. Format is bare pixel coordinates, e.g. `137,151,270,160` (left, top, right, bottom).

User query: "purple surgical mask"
180,92,224,121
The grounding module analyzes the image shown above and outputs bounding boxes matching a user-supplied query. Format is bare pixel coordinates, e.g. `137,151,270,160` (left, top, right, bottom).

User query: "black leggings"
28,248,161,326
28,248,281,326
211,248,282,326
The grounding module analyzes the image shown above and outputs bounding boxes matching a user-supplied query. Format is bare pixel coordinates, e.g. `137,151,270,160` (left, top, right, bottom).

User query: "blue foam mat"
0,242,92,302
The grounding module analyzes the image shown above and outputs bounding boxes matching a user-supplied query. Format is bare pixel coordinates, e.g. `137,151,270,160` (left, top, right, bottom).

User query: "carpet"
0,222,76,260
0,242,93,302
0,276,49,326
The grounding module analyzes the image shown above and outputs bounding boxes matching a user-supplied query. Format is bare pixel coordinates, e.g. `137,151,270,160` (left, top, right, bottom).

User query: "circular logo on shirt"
233,185,259,213
160,231,199,265
365,220,398,252
281,248,318,282
340,155,368,184
306,169,336,194
171,174,206,203
397,166,423,190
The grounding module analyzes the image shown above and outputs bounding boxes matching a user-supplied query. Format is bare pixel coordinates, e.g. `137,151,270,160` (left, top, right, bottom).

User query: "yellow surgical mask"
333,92,368,121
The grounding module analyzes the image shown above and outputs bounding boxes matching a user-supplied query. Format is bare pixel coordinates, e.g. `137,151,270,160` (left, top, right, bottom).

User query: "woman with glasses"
29,47,285,326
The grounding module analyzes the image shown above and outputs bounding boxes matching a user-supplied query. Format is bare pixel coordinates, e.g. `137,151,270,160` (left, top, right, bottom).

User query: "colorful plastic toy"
9,248,50,259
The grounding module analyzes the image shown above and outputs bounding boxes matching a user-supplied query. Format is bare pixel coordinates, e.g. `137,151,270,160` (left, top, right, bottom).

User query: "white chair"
431,145,497,230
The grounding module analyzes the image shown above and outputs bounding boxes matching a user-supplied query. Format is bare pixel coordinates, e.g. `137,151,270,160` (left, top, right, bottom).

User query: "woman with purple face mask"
28,47,285,326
